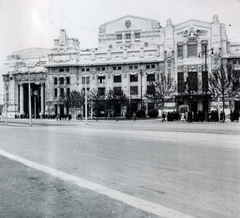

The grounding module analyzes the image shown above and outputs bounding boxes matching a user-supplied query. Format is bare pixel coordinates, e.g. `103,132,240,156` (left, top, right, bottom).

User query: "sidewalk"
0,154,157,218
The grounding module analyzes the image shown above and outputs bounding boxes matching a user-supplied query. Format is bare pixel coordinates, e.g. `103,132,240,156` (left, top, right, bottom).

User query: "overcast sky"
0,0,240,95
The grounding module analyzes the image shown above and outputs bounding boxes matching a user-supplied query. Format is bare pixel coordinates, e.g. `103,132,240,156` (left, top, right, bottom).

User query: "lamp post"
199,45,209,121
4,84,8,125
204,45,208,122
28,69,32,126
140,68,143,110
85,74,88,125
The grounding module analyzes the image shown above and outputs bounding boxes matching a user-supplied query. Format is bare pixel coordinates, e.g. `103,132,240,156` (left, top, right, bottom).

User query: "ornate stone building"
2,15,240,118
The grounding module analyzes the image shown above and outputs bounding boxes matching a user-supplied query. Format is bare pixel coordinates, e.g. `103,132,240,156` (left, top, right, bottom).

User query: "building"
2,14,240,118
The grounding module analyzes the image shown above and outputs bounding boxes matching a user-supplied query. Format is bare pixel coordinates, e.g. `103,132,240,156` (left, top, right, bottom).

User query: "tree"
106,88,127,117
59,90,85,118
209,64,239,113
145,73,177,109
89,88,106,120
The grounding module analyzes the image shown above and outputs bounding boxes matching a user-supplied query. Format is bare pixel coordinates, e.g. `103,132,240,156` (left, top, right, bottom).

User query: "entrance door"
191,101,198,121
23,83,41,118
235,101,240,112
114,103,121,117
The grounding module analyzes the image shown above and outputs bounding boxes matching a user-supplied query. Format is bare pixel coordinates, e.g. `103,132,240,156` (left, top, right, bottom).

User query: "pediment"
99,15,160,34
174,20,211,40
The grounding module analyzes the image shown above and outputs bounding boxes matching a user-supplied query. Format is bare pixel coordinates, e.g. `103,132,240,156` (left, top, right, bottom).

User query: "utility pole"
5,84,8,125
204,45,208,122
28,69,32,126
85,73,88,125
140,68,143,110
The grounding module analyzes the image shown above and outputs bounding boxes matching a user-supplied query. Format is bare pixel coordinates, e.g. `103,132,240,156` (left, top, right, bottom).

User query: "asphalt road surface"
0,119,239,218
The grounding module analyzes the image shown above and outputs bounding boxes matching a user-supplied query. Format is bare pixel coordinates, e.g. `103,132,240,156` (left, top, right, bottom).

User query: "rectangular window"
188,42,197,57
118,66,122,70
81,68,85,72
151,64,155,69
60,77,64,85
147,85,155,95
201,41,208,57
59,69,64,72
134,65,138,69
114,75,121,83
98,76,105,84
67,88,70,96
54,88,58,97
147,74,155,81
113,66,117,70
130,86,138,95
66,68,69,72
146,65,150,69
129,66,133,70
178,45,183,57
66,77,70,84
188,72,198,92
98,87,105,96
86,68,90,72
82,77,89,84
130,74,138,82
202,71,208,93
201,44,207,56
113,87,122,95
82,88,90,92
117,34,122,40
97,67,101,71
178,72,184,92
134,33,140,39
54,78,58,85
60,88,64,97
102,67,105,71
125,33,131,40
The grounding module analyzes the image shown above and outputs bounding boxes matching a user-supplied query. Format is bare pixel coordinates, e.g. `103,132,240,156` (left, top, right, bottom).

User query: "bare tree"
89,88,106,120
209,64,239,113
60,90,85,118
145,73,177,109
106,88,127,118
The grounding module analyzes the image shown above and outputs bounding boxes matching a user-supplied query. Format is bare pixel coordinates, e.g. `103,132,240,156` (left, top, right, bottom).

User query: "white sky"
0,0,240,96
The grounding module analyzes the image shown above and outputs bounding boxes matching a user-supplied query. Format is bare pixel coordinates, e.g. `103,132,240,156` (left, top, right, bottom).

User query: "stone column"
20,84,24,114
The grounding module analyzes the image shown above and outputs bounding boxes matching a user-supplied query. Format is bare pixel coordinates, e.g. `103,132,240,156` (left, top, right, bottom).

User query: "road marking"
0,149,195,218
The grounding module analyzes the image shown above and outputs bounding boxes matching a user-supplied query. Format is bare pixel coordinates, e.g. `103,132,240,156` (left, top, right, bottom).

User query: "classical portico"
2,48,50,118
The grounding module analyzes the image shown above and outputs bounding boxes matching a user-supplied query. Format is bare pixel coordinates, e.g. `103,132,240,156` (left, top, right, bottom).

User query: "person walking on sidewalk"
133,112,136,122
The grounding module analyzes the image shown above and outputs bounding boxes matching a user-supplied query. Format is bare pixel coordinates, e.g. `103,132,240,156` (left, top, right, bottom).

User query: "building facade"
2,14,240,118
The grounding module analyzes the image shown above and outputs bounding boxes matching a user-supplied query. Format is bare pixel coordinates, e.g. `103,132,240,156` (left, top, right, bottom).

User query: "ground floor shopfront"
3,80,240,119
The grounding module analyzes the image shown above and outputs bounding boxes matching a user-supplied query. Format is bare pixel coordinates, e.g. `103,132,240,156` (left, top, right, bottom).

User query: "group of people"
230,110,240,122
161,109,238,123
161,111,197,122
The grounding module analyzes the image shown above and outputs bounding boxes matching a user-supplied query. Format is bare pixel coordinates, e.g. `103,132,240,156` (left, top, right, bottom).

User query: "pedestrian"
220,111,225,123
133,112,136,122
162,112,166,122
180,112,185,122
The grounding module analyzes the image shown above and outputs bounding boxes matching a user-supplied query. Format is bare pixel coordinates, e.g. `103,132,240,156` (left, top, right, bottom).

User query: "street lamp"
140,68,143,110
4,84,8,125
84,73,88,125
199,45,209,121
28,69,32,126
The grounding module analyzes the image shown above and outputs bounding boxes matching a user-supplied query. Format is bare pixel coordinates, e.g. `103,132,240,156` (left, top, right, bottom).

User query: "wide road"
0,119,240,218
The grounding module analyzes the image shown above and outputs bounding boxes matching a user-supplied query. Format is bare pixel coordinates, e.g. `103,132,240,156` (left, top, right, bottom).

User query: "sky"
0,0,240,97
